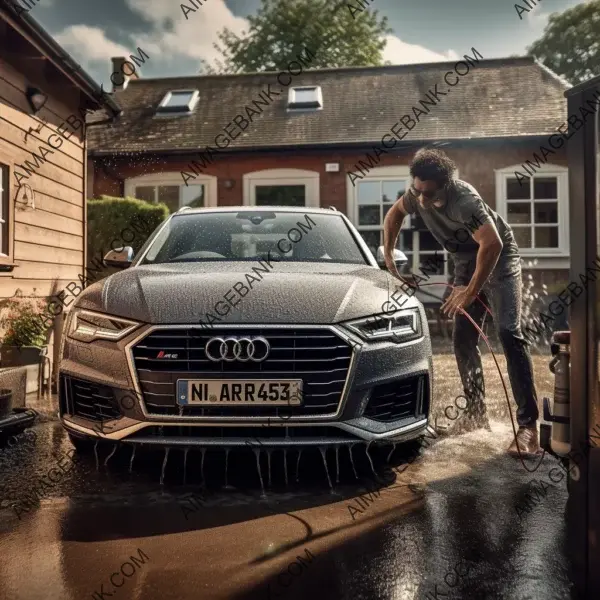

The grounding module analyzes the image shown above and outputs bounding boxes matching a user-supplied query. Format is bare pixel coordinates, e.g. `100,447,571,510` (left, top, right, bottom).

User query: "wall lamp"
26,86,48,114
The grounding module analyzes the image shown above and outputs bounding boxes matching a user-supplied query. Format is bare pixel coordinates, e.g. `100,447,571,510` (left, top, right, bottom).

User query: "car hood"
77,262,419,324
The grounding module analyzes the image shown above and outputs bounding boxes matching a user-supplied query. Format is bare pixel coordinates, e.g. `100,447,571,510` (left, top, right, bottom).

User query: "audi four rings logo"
205,336,270,362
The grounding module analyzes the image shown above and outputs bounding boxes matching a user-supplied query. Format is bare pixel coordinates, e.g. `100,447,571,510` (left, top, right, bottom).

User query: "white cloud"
52,0,247,72
54,25,131,63
382,35,460,65
124,0,248,64
525,6,550,33
52,1,460,76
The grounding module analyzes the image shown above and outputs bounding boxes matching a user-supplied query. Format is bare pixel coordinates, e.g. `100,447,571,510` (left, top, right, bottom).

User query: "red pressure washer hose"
401,280,546,473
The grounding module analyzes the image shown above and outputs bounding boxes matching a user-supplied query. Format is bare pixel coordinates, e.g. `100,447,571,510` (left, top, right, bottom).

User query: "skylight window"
287,86,323,111
156,89,200,114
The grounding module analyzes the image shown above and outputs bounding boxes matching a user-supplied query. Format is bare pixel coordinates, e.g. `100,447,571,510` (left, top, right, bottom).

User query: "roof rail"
327,206,338,211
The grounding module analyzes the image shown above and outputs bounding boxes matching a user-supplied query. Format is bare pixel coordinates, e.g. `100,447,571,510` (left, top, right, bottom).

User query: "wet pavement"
0,352,578,600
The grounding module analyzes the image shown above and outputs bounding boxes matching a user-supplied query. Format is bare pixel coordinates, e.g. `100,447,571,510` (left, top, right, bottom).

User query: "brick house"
88,54,575,294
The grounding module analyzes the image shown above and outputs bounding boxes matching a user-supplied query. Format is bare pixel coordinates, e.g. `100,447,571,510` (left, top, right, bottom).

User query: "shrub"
0,297,48,348
86,196,169,275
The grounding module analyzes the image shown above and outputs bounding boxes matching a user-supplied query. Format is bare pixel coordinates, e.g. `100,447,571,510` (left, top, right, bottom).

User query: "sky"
21,0,590,88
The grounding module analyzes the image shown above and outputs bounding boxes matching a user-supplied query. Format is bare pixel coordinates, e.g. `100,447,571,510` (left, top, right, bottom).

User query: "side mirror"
103,246,134,269
376,246,408,269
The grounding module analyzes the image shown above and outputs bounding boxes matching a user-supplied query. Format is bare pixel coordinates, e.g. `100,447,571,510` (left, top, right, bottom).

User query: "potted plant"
0,296,49,367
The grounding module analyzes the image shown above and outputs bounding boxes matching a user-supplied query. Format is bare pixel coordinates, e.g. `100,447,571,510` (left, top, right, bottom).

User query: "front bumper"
60,321,433,447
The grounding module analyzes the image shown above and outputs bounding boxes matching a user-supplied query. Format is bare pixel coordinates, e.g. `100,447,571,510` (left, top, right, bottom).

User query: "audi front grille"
129,326,354,418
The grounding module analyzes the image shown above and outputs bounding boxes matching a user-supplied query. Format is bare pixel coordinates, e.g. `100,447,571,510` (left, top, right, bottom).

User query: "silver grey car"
59,207,433,451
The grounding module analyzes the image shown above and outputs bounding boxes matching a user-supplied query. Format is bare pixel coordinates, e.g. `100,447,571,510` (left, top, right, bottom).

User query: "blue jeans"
452,256,539,427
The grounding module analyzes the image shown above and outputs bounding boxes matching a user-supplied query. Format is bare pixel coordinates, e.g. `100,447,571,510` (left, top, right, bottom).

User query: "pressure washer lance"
542,331,571,457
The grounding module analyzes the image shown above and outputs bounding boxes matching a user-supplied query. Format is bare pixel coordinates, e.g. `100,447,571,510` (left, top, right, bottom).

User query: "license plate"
177,379,303,406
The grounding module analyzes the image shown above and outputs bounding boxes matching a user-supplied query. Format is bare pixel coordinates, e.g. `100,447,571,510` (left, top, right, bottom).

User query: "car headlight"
343,308,422,343
67,309,141,343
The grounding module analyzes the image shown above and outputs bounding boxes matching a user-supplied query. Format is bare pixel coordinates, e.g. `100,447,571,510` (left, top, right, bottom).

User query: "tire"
68,432,95,453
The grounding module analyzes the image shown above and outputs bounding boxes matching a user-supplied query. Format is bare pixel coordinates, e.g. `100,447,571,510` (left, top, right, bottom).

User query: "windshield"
140,211,370,265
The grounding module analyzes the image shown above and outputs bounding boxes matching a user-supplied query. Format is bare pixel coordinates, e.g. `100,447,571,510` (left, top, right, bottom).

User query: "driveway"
0,348,575,599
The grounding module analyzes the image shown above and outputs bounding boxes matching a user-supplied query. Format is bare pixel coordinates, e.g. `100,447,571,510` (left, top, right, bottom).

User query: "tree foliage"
200,0,392,74
527,0,600,85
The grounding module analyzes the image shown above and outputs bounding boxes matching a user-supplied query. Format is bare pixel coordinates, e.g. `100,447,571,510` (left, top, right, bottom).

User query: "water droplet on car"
365,441,377,478
183,447,189,484
348,444,358,479
160,447,170,485
319,446,332,490
94,440,99,470
266,449,272,487
253,449,266,498
295,449,302,482
104,443,118,466
129,445,136,473
387,443,397,462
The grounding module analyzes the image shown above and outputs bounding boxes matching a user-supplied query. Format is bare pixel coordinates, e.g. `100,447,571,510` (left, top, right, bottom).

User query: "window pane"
135,186,155,203
507,202,531,224
158,186,180,213
382,181,405,204
255,185,305,206
419,252,445,276
399,230,413,250
383,203,394,219
420,230,443,251
507,177,530,200
535,226,559,248
512,226,532,248
163,91,195,108
294,88,317,103
534,177,557,199
412,214,429,231
534,202,558,223
359,205,380,226
359,230,380,255
357,181,379,205
182,184,204,208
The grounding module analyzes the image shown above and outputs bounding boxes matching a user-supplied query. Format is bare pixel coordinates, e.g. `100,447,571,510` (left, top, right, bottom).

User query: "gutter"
87,134,571,158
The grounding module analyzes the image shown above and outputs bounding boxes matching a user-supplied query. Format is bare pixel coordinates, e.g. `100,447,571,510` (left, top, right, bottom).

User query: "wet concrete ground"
0,350,579,600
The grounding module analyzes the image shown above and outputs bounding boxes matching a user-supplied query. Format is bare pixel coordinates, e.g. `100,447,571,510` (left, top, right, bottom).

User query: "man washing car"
383,148,542,457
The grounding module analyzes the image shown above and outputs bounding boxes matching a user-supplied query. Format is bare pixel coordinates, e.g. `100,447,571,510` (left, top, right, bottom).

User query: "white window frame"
156,89,200,114
124,172,217,209
346,165,452,283
243,169,320,207
287,86,323,111
495,164,569,258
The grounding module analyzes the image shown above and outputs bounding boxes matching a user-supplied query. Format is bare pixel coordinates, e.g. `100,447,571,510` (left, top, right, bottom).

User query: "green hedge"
86,196,169,276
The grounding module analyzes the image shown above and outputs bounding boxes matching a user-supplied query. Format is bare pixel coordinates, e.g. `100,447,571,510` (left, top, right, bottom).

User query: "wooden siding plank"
15,208,83,236
0,279,79,298
15,241,82,266
15,223,83,252
14,222,82,251
0,137,83,193
11,260,83,281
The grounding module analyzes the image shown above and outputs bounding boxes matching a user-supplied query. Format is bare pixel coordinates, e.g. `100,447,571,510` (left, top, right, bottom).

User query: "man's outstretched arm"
383,196,408,278
442,223,503,317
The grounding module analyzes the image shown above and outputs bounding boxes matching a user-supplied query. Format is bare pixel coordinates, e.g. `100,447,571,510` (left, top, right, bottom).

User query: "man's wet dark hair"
409,148,456,187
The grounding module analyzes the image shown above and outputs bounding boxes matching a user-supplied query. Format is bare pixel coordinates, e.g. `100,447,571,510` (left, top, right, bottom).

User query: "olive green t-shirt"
402,179,520,261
